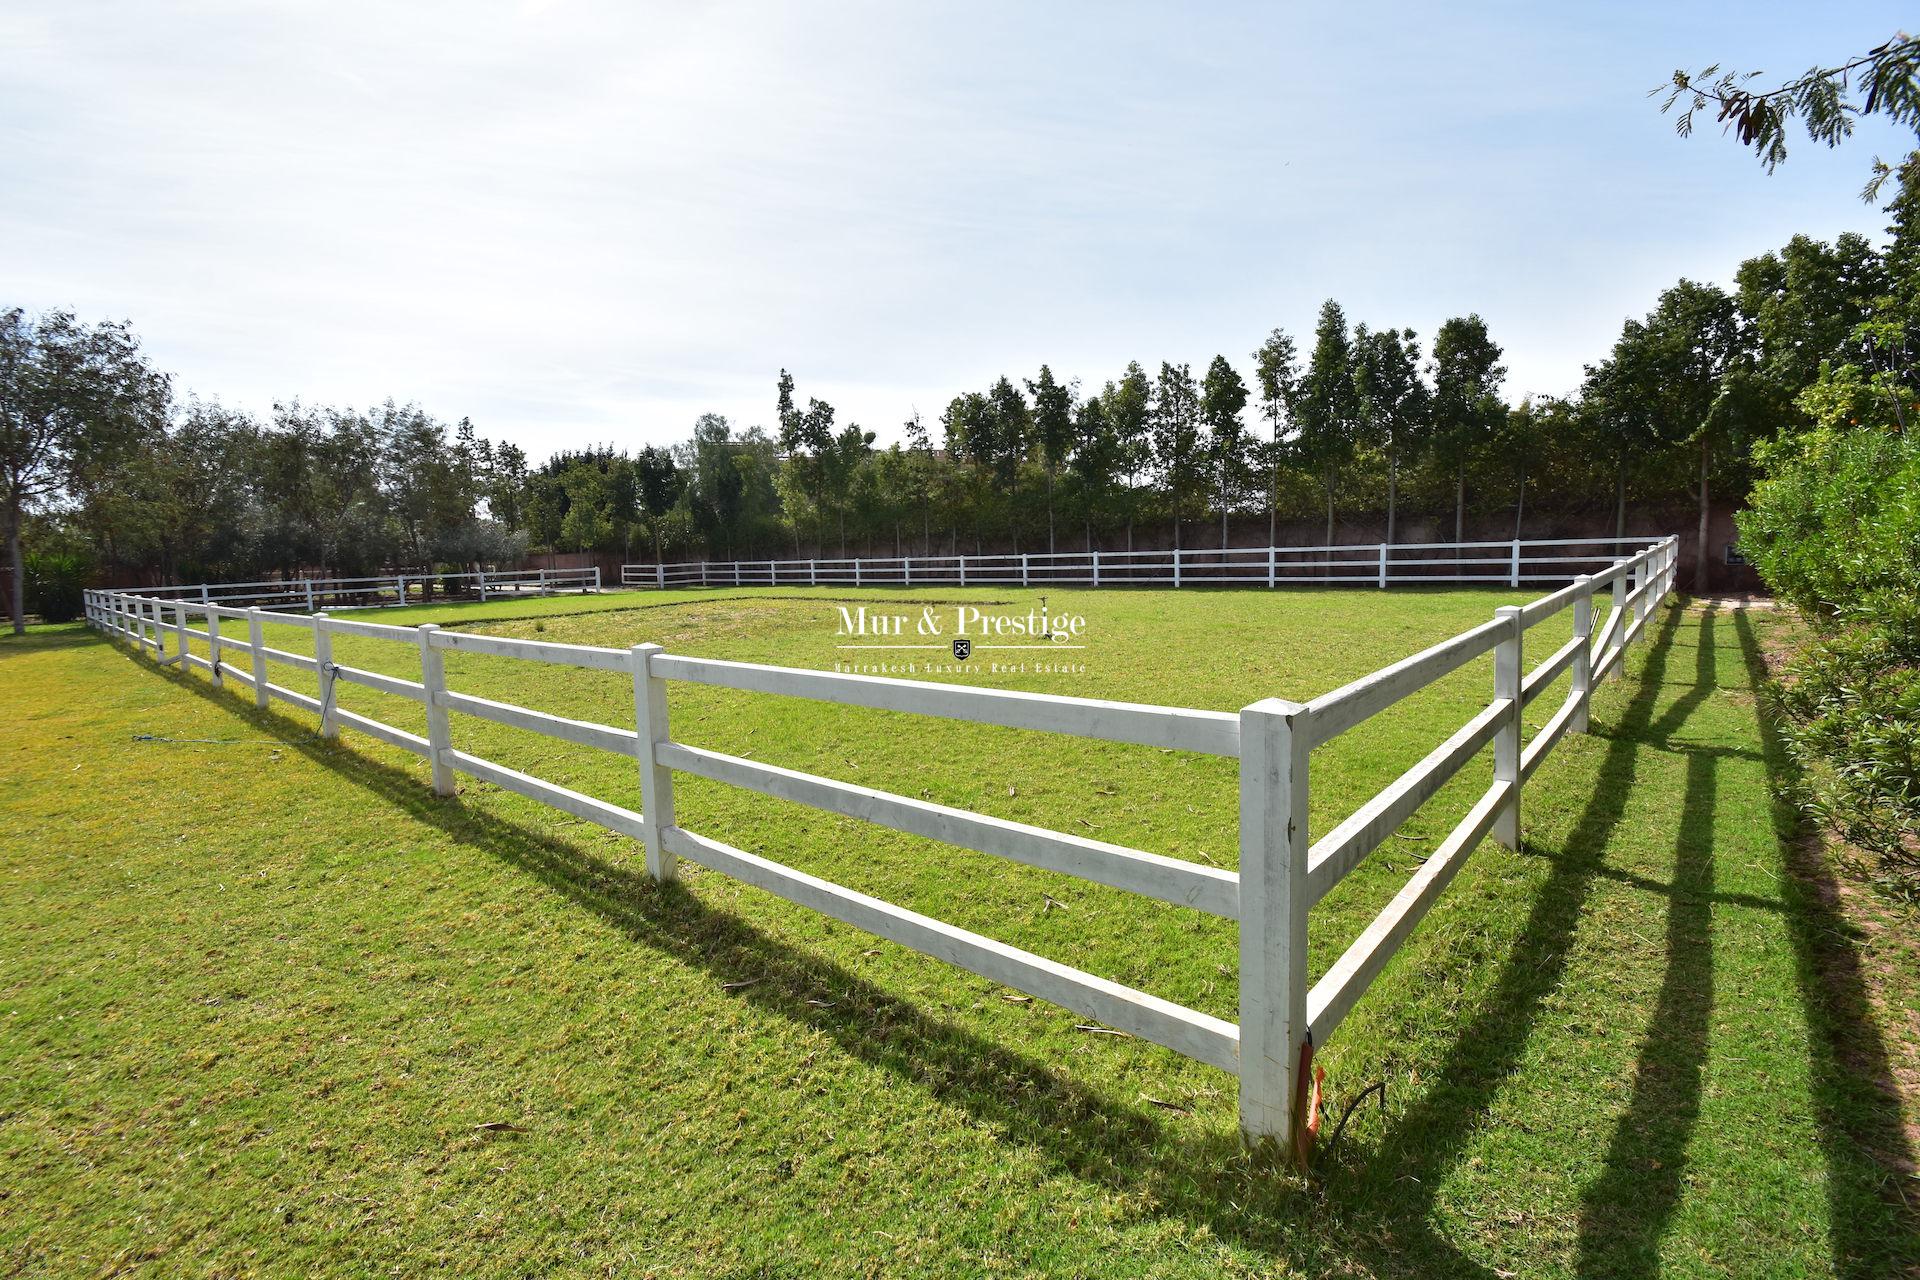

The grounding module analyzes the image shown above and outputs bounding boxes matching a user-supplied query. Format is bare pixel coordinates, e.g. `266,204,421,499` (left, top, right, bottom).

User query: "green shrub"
1738,425,1920,639
23,550,91,624
1741,423,1920,892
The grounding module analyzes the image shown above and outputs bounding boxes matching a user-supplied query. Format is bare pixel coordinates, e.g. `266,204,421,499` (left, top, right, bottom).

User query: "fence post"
630,642,677,882
1378,543,1388,590
591,566,600,593
416,624,456,795
1509,539,1521,588
152,597,169,659
657,563,665,589
1021,553,1030,587
206,607,223,689
959,556,967,587
247,608,269,709
1174,548,1183,589
1606,569,1627,681
1493,605,1523,849
313,612,338,740
1237,697,1310,1158
853,560,861,587
172,600,189,664
477,571,489,602
539,567,549,596
200,584,211,607
304,579,316,612
1570,576,1593,734
1092,549,1101,587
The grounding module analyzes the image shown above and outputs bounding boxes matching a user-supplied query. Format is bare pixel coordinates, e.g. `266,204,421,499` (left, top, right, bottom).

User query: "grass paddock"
3,587,1913,1277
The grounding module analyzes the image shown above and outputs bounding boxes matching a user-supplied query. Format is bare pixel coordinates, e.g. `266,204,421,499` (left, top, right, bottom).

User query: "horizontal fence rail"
126,565,602,611
621,536,1666,591
85,534,1679,1159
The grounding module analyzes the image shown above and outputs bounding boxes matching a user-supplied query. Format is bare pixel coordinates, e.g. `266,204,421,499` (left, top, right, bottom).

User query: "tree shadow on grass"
1731,609,1920,1279
120,608,1840,1277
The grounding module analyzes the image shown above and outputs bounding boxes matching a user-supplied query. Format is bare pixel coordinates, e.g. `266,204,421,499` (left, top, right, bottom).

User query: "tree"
1026,365,1074,553
1200,355,1251,548
1104,362,1153,549
1066,393,1118,551
1429,314,1507,543
1,309,169,632
1149,362,1203,550
1252,328,1301,547
1608,280,1746,588
1657,34,1920,198
1353,325,1427,548
634,445,681,562
1295,300,1360,546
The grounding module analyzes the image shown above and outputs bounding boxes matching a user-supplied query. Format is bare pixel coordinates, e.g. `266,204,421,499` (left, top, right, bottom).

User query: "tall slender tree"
1295,300,1361,546
1150,362,1203,550
1104,362,1153,551
1353,325,1427,548
1252,328,1301,548
1200,355,1251,548
1026,365,1074,554
1429,314,1507,543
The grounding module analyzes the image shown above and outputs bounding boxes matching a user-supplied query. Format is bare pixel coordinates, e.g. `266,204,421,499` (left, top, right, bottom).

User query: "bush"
24,550,91,623
1740,423,1920,893
1738,425,1920,638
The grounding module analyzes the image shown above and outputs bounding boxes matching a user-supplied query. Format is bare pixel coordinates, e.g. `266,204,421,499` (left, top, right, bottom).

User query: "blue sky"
3,2,1914,461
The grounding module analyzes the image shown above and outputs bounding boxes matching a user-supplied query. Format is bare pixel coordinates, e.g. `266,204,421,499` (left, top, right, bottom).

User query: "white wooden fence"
84,535,1678,1156
132,566,601,612
621,536,1665,590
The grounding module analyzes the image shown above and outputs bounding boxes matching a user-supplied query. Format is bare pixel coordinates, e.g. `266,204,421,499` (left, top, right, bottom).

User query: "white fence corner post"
631,642,677,882
1021,553,1029,587
852,560,860,587
313,612,338,740
1493,605,1523,849
904,557,913,587
1092,549,1101,587
1570,575,1594,734
246,608,270,709
1509,539,1521,589
1174,548,1183,589
657,563,665,589
538,567,548,596
417,624,456,796
1377,543,1388,590
1237,696,1310,1159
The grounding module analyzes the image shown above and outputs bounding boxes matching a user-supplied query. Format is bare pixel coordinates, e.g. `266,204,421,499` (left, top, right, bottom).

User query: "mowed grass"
2,586,1913,1277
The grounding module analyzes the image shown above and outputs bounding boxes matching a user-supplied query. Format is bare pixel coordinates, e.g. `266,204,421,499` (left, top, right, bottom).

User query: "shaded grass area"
2,588,1913,1277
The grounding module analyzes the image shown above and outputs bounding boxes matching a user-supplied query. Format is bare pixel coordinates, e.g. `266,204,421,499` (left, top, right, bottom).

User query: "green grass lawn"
3,587,1913,1277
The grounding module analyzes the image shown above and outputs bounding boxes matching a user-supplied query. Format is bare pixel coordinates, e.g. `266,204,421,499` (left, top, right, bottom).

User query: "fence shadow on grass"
1731,610,1920,1279
127,605,1900,1278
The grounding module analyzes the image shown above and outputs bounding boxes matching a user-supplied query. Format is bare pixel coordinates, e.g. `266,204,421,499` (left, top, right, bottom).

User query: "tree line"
7,155,1916,630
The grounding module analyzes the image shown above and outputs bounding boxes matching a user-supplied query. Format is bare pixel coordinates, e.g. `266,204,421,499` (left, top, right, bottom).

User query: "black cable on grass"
1329,1080,1387,1148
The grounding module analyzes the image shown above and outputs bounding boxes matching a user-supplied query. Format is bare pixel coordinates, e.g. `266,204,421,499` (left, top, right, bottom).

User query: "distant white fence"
133,566,601,612
85,535,1678,1157
621,536,1665,590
